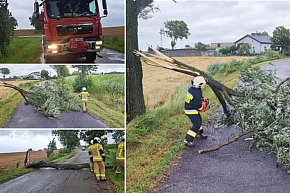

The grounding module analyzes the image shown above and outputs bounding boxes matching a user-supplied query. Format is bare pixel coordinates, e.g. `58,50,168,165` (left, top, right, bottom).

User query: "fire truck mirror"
34,1,40,15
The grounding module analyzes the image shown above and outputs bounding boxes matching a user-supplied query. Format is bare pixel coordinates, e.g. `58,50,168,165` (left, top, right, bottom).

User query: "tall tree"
47,138,57,157
72,65,98,75
164,20,190,49
126,0,152,122
52,130,80,151
255,31,269,36
0,1,18,55
237,43,251,55
29,16,42,32
0,67,10,78
271,26,290,54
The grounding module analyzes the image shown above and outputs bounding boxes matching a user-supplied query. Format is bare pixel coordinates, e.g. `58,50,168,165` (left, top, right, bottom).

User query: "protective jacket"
79,91,90,102
88,143,105,161
116,142,125,160
184,86,202,114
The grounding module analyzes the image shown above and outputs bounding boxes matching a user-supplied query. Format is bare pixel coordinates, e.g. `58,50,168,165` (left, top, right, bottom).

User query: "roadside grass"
105,144,125,193
46,149,77,163
103,36,124,53
0,168,34,184
0,36,42,63
127,56,285,192
0,81,36,127
65,74,125,128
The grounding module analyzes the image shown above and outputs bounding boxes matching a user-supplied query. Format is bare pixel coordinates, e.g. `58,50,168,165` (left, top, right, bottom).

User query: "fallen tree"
135,48,290,169
0,78,80,117
26,160,114,170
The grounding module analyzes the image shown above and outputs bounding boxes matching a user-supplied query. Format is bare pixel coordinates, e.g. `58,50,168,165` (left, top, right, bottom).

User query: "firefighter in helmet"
79,87,90,112
87,137,106,181
184,76,209,146
115,138,125,174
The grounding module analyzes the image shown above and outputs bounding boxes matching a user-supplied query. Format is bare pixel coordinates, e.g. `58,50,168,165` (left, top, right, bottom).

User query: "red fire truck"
33,0,108,62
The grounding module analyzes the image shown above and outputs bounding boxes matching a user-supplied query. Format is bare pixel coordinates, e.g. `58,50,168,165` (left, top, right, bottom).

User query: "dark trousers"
185,114,202,142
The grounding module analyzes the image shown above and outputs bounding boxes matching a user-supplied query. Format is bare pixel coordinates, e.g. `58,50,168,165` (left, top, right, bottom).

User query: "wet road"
4,101,108,128
157,59,290,193
58,150,90,164
0,151,113,193
41,48,124,64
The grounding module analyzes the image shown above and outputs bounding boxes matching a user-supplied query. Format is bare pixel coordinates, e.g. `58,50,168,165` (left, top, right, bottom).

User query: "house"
235,33,272,54
211,42,235,52
28,72,41,79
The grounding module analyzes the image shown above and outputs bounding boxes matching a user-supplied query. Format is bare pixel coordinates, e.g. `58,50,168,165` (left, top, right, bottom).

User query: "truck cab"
34,0,108,62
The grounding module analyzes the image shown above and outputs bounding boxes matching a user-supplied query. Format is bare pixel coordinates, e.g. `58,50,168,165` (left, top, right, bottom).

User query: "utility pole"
159,28,165,48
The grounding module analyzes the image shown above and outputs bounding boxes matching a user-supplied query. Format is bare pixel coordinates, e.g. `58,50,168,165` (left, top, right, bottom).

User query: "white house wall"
236,36,271,54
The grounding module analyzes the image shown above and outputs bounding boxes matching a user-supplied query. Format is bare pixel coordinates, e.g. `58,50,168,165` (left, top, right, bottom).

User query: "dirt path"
157,59,290,193
0,150,113,193
4,101,107,128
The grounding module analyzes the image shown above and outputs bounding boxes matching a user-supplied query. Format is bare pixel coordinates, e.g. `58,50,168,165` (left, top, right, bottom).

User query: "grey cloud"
139,1,290,50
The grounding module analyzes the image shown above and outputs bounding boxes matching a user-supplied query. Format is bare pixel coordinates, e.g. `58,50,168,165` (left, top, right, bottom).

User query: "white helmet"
90,140,94,144
192,76,206,88
93,137,101,143
82,87,86,91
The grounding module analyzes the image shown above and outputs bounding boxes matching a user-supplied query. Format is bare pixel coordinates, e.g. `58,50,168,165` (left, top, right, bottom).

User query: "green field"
65,74,125,128
103,36,124,53
0,37,42,63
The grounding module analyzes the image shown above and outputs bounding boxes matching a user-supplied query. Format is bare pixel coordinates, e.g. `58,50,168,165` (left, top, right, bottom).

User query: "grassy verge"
0,81,37,127
0,168,34,184
127,56,286,192
0,91,24,127
103,36,124,53
46,150,77,163
0,36,42,63
105,144,125,193
65,74,125,128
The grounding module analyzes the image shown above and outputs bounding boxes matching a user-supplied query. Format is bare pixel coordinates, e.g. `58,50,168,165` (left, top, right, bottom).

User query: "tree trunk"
126,0,146,122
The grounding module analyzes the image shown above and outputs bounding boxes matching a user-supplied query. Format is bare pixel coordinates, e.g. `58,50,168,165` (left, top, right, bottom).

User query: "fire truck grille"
56,24,93,36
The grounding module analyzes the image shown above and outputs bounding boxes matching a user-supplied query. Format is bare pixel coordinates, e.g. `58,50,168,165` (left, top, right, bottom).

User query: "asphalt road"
4,101,108,128
157,59,290,193
58,150,90,164
41,48,124,64
0,151,113,193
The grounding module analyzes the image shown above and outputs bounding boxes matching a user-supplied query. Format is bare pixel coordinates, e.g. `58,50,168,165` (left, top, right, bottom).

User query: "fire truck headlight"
48,44,58,50
95,46,101,50
95,41,103,46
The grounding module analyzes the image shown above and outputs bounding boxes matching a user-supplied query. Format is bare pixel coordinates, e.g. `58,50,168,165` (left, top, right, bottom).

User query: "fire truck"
33,0,108,62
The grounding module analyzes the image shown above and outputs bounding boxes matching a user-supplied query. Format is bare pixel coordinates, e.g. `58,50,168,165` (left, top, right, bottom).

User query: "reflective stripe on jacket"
79,92,90,101
89,143,104,162
116,142,125,160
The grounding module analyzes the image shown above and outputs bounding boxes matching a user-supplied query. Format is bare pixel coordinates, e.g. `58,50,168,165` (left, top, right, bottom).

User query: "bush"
73,74,93,92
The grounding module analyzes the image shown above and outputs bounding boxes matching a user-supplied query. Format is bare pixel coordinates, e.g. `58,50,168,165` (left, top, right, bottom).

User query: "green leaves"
28,78,80,117
210,68,290,167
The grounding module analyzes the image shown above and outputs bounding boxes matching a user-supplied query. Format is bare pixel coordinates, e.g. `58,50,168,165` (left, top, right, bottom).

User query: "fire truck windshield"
46,0,98,18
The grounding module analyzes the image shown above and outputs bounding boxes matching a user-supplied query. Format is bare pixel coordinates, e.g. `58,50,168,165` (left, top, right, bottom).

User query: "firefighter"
88,137,106,181
79,87,90,112
184,76,208,146
87,140,94,172
115,138,125,174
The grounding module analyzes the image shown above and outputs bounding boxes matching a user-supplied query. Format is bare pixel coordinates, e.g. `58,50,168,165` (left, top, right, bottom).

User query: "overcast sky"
8,0,124,29
0,130,117,153
0,65,125,77
138,0,290,50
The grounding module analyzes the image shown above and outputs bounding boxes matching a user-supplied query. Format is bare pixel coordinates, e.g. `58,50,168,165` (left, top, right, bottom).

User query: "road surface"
58,150,90,164
41,48,124,64
4,101,108,128
0,150,113,193
157,59,290,193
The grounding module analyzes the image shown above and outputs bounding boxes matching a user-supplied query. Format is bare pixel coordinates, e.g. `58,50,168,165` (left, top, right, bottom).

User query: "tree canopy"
271,26,290,54
0,1,18,55
0,67,10,78
164,20,190,49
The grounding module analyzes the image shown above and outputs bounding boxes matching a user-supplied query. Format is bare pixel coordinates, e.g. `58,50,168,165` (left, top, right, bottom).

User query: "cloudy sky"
0,65,125,77
0,130,117,153
138,0,290,50
8,0,124,29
